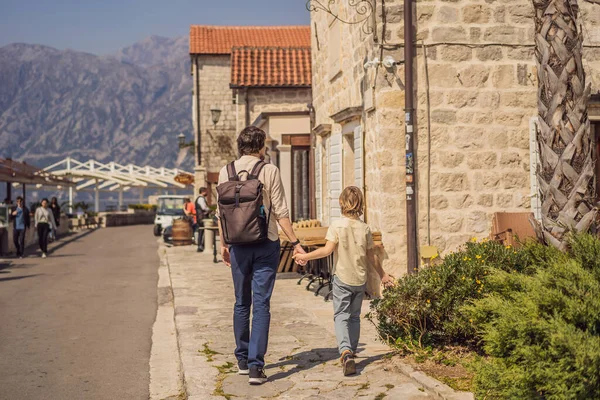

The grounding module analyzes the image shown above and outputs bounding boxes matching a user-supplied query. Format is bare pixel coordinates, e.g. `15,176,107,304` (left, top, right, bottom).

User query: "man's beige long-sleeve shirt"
217,155,289,241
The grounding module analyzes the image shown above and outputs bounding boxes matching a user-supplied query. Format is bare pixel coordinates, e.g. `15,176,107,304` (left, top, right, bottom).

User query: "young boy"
293,186,394,376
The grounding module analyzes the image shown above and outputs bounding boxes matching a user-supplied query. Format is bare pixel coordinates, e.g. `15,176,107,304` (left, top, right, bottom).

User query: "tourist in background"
11,196,30,258
194,187,209,252
49,197,61,241
183,197,197,242
35,198,57,258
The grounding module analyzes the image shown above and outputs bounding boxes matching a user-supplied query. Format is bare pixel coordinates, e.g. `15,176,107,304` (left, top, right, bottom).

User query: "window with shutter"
329,133,342,221
354,125,363,189
315,143,323,221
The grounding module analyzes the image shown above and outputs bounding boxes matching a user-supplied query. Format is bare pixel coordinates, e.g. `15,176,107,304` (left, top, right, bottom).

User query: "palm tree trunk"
532,0,597,250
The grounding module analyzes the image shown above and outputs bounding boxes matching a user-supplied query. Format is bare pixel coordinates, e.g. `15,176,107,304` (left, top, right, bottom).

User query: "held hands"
221,246,231,267
292,245,308,266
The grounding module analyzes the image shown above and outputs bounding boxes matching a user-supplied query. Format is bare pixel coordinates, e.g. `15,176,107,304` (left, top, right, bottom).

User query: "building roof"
0,158,74,186
189,25,310,55
231,47,311,88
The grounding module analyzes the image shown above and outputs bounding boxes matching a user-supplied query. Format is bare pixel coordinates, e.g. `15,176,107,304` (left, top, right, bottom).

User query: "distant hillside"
0,36,194,170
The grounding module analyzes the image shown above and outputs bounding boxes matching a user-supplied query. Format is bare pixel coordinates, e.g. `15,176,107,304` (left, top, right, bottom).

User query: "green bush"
370,234,600,398
464,258,600,399
128,203,157,211
369,239,537,349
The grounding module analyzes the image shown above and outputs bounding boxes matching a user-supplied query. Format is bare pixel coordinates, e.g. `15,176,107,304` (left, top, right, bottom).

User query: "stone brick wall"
194,55,238,180
248,88,312,125
311,1,600,277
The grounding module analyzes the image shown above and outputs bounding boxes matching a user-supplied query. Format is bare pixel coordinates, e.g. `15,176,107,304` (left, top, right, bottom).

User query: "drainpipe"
244,88,250,127
236,91,239,133
404,0,418,273
195,56,202,167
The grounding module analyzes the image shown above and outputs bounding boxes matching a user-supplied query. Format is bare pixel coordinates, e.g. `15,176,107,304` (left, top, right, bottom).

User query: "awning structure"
0,158,74,188
41,157,193,212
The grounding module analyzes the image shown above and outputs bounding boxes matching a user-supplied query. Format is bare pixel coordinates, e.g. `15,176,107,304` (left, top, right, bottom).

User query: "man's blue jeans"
229,239,280,368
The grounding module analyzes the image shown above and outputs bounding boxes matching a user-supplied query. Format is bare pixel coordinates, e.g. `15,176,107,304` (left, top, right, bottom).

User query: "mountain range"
0,36,194,171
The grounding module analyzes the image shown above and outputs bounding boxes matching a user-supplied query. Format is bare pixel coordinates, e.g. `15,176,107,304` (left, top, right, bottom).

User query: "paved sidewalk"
165,245,458,400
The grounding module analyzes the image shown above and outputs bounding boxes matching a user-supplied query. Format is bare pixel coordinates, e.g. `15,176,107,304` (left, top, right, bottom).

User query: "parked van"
153,195,186,236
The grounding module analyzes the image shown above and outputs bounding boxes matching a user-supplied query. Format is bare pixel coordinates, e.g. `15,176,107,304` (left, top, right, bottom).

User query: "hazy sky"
0,0,311,54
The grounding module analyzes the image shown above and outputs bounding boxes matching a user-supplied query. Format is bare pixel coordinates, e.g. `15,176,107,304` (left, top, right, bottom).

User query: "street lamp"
177,133,194,149
210,107,222,126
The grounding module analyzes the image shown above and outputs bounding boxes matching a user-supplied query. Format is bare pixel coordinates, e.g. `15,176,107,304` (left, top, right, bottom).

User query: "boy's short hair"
339,186,364,218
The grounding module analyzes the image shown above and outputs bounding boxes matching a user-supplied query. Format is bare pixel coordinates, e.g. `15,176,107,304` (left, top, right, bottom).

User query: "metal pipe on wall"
195,56,202,167
244,88,250,127
404,0,418,273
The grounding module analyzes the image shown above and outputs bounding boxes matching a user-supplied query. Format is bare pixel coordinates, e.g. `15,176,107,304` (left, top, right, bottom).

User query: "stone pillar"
277,144,293,212
69,186,73,214
94,180,100,213
202,218,214,255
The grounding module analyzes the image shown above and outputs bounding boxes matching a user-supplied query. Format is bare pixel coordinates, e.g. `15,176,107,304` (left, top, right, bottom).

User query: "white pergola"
42,157,192,212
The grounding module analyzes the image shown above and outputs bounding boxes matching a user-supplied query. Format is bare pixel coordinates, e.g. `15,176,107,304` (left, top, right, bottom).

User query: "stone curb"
149,242,186,400
393,359,474,400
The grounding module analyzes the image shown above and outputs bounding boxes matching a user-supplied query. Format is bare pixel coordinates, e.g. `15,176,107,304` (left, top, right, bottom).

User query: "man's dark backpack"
216,161,271,245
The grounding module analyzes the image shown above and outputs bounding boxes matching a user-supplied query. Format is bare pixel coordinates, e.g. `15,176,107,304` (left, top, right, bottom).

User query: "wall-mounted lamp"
210,108,222,126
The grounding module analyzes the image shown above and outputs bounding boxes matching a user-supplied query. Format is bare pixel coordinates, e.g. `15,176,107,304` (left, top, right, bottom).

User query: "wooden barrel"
171,219,193,246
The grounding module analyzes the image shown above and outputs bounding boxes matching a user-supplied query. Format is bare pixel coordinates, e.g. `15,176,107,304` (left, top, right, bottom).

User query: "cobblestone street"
163,245,471,400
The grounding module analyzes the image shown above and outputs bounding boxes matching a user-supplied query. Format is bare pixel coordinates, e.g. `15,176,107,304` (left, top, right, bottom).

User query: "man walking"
11,196,30,258
194,187,209,252
217,126,306,385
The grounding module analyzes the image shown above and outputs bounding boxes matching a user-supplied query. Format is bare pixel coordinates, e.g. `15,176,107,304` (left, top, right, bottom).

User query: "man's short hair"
237,126,266,156
199,187,207,194
16,196,23,202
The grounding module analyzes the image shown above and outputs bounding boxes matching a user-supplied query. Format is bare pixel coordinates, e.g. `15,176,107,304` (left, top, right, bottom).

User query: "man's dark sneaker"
248,367,268,385
238,360,249,375
341,350,356,376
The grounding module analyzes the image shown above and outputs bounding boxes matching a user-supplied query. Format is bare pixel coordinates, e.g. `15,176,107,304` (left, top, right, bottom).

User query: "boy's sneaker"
248,367,268,385
341,350,356,376
237,360,249,375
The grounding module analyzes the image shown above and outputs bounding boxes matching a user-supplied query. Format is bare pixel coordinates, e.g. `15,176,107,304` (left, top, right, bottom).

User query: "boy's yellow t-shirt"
325,217,375,287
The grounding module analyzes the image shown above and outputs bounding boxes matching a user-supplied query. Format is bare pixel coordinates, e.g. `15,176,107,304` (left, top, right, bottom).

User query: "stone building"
309,1,600,277
189,25,313,216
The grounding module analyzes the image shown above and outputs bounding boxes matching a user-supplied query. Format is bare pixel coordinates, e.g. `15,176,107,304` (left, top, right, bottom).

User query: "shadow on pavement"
0,274,42,283
266,347,393,381
46,229,97,255
0,261,13,272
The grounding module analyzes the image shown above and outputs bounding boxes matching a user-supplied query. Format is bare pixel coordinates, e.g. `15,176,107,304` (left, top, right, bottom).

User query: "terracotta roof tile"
230,46,311,88
189,25,310,55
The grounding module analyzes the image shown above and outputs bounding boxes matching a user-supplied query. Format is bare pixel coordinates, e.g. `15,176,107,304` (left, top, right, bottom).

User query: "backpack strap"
226,161,239,181
248,161,266,180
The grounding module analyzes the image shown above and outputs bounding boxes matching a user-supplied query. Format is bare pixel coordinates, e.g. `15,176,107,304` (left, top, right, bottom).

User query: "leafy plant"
128,203,157,211
464,257,600,399
369,239,538,350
